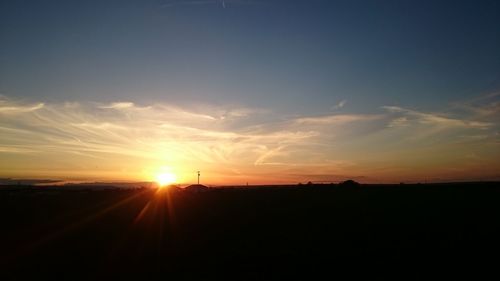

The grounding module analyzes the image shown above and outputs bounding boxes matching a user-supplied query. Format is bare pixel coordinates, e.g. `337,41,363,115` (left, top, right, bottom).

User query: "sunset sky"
1,0,499,184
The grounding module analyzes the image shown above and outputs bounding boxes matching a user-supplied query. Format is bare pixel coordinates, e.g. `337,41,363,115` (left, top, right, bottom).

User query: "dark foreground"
1,182,500,280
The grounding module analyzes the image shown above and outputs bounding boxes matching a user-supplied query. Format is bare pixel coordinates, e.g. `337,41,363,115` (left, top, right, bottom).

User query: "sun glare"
155,172,177,187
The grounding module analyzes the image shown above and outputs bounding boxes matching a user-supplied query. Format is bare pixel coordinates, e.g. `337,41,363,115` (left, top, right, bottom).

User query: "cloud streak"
0,95,498,184
382,106,493,129
0,101,44,114
295,114,381,125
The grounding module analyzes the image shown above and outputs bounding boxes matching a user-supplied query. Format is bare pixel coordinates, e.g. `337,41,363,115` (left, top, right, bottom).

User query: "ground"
1,182,499,280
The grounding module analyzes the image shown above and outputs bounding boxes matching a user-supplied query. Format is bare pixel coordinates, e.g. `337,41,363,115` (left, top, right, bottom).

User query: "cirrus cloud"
0,95,498,183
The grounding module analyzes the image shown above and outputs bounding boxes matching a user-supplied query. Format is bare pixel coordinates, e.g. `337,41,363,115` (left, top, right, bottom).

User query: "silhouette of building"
184,184,209,193
339,179,360,187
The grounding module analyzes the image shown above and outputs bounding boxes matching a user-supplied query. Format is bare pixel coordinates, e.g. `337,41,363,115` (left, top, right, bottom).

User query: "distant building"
184,184,209,193
339,180,360,187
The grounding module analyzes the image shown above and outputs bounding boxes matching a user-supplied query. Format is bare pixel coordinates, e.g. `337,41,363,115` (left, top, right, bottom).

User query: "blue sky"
1,0,499,183
2,0,499,109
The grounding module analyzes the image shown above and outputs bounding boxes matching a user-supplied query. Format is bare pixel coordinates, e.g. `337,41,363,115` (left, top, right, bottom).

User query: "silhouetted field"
1,182,500,280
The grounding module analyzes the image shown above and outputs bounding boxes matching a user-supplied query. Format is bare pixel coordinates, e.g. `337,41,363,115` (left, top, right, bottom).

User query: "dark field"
1,183,500,280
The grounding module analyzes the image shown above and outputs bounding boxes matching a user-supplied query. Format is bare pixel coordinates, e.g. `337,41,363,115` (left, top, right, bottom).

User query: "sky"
1,0,499,184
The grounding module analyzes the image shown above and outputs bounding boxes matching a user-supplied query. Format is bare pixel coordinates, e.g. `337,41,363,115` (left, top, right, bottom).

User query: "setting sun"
155,172,177,187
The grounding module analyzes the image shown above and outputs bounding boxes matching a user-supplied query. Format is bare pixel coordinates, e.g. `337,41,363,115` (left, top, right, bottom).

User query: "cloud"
0,98,322,175
0,96,390,183
451,92,500,118
254,145,286,166
1,95,498,183
331,100,347,111
295,114,381,125
382,106,493,129
387,117,409,128
99,102,135,109
0,101,44,114
0,146,39,153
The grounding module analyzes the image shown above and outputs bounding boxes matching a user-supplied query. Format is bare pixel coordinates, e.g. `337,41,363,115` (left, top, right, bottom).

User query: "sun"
155,172,177,187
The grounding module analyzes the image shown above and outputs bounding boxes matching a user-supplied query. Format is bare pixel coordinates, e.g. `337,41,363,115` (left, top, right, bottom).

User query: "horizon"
1,176,498,187
1,0,500,184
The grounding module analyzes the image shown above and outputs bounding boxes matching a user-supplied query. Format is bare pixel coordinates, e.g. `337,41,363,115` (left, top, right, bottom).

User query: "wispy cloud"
1,95,498,183
0,97,323,182
451,92,500,118
382,106,493,129
0,101,44,114
99,102,136,109
331,99,347,111
294,114,380,125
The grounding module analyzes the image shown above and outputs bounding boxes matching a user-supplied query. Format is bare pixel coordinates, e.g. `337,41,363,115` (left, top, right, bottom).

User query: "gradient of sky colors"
1,0,499,184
